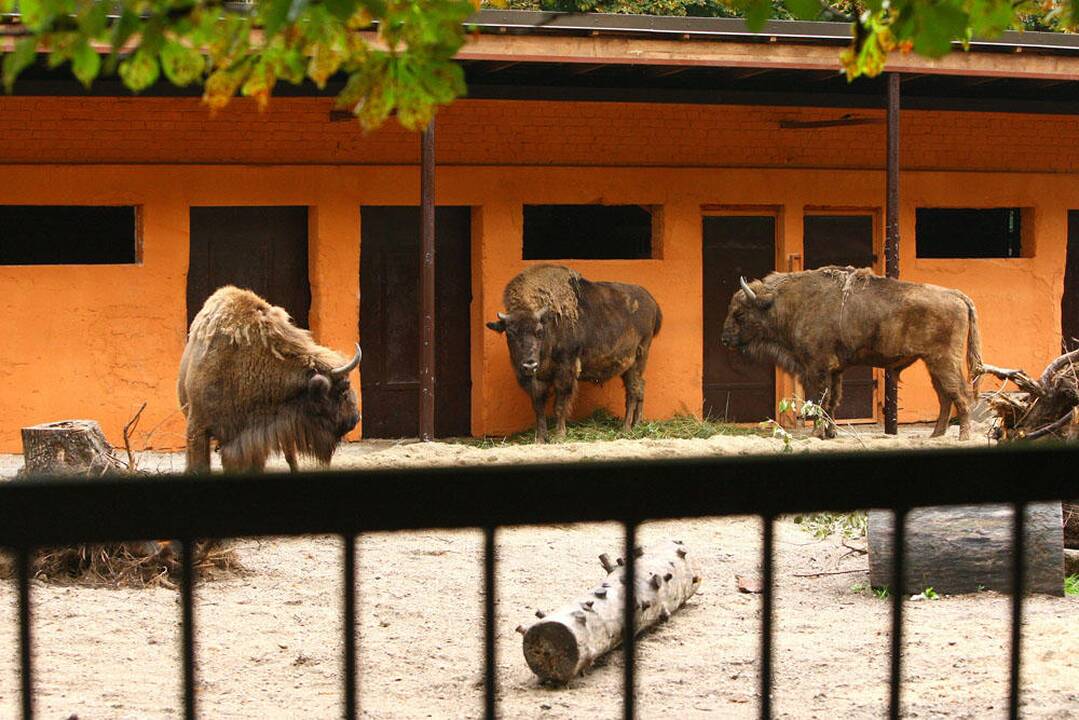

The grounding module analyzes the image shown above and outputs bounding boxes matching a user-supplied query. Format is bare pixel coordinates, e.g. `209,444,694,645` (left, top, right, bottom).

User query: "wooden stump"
868,504,1064,596
516,540,701,684
20,420,124,477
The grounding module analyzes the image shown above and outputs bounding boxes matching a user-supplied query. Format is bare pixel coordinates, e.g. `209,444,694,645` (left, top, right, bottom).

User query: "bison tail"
653,304,663,337
963,294,983,395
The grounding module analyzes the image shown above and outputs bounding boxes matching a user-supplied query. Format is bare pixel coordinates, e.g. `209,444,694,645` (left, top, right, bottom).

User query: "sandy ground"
0,425,1075,719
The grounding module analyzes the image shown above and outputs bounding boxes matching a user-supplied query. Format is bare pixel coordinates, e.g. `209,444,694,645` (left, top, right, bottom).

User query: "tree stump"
867,504,1064,596
20,420,124,477
516,540,702,684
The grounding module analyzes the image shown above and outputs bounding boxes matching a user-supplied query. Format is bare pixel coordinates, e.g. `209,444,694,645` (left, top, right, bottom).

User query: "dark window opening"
0,205,138,265
523,205,654,260
916,208,1024,259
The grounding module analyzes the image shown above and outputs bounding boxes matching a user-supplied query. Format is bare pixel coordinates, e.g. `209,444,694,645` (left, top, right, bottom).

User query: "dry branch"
517,540,701,684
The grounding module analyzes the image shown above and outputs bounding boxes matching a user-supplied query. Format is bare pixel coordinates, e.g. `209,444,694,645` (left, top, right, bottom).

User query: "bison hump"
503,264,581,322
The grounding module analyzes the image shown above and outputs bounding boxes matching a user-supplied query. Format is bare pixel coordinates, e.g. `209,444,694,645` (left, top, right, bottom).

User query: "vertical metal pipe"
1008,503,1027,720
884,72,901,436
419,120,437,442
888,508,908,720
623,522,638,720
181,539,196,720
343,534,358,720
17,546,33,720
759,516,774,720
484,527,497,719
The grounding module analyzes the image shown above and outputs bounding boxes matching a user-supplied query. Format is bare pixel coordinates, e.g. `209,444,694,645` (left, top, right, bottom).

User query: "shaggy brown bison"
722,266,982,439
486,264,662,443
179,286,361,473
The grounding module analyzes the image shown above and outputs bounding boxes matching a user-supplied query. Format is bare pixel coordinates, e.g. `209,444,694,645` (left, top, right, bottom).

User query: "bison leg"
552,376,578,441
927,358,974,440
185,423,212,474
220,440,268,473
284,448,300,472
621,366,646,430
530,383,550,444
803,371,837,439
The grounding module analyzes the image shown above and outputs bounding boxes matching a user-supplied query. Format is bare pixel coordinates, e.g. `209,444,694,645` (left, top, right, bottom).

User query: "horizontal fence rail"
2,443,1078,720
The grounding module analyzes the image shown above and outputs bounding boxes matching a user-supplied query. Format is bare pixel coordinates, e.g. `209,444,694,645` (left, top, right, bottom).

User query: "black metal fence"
1,443,1077,720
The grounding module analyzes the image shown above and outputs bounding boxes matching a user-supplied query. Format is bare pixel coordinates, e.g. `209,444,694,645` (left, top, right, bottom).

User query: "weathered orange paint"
0,97,1072,450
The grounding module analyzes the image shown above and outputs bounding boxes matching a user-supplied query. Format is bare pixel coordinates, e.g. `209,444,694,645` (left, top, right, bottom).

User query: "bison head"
486,307,551,378
721,276,776,353
303,344,362,447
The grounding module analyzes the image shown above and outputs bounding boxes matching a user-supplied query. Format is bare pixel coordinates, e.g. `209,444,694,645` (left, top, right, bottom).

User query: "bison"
178,286,361,473
721,266,982,440
486,264,662,443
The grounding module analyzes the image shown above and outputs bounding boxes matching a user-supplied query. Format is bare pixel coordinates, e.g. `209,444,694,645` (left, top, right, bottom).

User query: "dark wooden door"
703,216,776,422
360,207,472,438
187,206,310,328
1064,212,1079,352
803,215,877,420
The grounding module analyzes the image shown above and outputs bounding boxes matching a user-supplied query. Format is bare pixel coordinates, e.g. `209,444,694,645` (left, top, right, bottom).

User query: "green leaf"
71,40,101,88
78,0,110,37
160,41,205,87
783,0,820,21
261,0,294,38
913,3,969,58
744,0,771,31
324,0,357,21
17,0,53,32
2,37,38,92
106,8,141,74
118,50,160,93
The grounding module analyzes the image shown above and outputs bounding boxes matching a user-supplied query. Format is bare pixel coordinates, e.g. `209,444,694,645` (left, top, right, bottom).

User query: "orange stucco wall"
0,96,1073,451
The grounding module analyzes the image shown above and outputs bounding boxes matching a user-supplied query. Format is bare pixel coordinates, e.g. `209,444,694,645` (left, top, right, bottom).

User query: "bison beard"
487,264,662,444
722,267,982,440
178,286,361,473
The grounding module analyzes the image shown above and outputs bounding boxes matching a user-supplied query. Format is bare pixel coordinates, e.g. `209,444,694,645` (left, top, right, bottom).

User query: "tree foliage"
0,0,1074,129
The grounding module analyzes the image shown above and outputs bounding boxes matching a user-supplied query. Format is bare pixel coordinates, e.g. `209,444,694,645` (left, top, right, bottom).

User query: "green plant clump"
1066,574,1079,597
792,511,868,539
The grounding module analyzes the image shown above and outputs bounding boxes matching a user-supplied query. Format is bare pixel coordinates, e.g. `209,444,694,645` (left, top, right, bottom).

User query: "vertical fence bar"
1008,502,1026,720
343,534,358,720
888,508,908,720
884,70,901,436
419,119,437,442
17,546,33,720
623,522,638,720
759,515,775,720
181,539,196,720
484,526,497,719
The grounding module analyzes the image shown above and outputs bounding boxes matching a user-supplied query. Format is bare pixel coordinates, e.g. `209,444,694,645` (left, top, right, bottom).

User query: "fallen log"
517,540,701,684
867,504,1064,596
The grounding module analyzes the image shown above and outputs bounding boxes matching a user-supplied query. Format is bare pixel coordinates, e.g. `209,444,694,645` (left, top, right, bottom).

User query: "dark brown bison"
178,286,361,473
722,266,982,439
486,264,662,443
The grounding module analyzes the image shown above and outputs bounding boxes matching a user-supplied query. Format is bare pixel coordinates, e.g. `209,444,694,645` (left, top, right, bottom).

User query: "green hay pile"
464,409,761,447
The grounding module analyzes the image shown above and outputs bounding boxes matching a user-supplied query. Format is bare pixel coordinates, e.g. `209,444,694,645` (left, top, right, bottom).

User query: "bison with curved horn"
179,286,362,473
486,264,662,443
722,267,982,440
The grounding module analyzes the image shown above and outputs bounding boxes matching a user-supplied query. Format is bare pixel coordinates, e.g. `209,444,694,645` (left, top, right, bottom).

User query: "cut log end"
522,622,581,684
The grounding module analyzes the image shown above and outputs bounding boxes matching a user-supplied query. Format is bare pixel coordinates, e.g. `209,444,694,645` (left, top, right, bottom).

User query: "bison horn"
739,276,758,303
330,343,362,378
497,312,509,321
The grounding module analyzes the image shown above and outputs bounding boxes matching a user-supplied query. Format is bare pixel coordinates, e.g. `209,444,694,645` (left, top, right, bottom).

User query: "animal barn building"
2,11,1078,451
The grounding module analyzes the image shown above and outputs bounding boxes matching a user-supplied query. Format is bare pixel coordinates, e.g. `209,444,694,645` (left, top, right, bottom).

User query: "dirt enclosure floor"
0,426,1076,719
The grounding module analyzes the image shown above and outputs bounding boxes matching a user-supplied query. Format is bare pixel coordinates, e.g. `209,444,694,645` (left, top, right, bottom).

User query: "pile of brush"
9,415,243,588
979,349,1079,442
1,541,242,589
